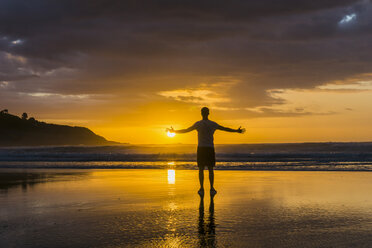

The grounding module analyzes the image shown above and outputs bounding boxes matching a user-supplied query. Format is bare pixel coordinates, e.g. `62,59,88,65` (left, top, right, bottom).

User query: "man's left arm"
216,124,245,133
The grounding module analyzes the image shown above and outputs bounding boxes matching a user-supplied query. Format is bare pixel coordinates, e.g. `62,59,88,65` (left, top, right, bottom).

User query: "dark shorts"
197,147,215,169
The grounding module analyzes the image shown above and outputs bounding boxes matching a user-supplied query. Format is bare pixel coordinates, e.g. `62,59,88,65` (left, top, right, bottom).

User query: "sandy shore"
1,169,372,247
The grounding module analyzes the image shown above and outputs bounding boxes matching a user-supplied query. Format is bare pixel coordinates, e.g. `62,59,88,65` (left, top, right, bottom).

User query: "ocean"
1,143,372,170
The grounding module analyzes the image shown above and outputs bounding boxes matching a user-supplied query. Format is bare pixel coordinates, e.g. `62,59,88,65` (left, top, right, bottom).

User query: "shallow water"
1,169,372,247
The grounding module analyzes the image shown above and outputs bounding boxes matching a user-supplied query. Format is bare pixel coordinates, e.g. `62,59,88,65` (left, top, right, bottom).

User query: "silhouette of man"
167,107,245,196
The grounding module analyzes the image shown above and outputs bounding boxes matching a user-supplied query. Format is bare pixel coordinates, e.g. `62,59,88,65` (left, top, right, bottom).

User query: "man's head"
201,107,209,118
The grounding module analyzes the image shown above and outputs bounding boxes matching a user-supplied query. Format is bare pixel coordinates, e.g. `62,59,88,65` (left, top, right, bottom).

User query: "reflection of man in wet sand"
198,194,216,247
167,107,245,196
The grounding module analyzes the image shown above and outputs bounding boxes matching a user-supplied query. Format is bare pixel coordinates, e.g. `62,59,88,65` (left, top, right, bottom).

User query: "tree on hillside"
22,113,28,120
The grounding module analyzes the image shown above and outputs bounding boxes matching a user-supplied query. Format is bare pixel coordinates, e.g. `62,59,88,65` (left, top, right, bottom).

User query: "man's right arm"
167,123,197,134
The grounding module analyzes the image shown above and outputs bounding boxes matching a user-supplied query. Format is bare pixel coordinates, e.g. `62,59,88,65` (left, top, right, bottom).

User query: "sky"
1,0,372,144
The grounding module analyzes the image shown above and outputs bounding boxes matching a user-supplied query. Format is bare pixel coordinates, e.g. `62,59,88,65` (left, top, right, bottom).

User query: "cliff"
0,110,117,146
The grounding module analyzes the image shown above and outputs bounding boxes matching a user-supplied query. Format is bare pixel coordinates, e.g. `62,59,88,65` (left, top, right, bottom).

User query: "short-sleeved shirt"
193,120,220,148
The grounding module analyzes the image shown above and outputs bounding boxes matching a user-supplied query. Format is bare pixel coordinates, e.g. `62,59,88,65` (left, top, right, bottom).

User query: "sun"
167,131,176,138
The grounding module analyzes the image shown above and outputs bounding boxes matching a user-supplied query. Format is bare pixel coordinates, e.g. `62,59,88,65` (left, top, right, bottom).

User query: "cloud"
1,0,372,120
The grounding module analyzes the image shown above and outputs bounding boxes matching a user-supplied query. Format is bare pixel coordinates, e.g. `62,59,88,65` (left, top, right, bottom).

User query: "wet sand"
1,169,372,247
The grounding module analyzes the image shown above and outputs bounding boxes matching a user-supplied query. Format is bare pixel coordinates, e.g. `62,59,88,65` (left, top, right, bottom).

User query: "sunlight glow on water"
167,169,175,184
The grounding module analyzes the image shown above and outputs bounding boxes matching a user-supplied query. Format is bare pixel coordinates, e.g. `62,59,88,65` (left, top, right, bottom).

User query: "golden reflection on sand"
167,169,176,184
2,169,372,247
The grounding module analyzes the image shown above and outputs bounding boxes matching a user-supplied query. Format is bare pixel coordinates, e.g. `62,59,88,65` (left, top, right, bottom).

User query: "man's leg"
209,166,217,195
208,166,214,189
198,167,204,195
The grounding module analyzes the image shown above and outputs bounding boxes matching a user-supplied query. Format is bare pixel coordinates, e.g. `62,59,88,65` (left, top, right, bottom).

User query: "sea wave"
0,161,372,171
1,144,372,170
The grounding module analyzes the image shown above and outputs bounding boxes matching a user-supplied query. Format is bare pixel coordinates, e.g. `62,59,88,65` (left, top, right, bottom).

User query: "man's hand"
237,126,246,133
166,126,175,133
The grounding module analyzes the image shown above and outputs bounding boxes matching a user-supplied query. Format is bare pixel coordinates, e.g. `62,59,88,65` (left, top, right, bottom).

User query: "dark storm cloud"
0,0,361,59
1,0,372,116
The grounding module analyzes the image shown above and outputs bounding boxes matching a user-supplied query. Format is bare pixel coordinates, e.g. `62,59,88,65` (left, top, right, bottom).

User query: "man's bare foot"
210,188,217,196
198,188,204,196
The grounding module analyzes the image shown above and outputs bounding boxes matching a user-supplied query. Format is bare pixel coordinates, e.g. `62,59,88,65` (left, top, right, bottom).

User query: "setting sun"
167,131,176,138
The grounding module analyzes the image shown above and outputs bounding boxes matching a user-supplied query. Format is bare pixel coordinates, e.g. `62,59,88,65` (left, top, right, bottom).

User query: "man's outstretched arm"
166,125,196,134
217,125,245,133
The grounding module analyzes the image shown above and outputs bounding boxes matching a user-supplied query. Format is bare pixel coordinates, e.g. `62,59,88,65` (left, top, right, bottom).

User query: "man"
167,107,245,196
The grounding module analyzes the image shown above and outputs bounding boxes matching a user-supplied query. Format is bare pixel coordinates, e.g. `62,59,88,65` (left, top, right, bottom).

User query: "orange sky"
34,80,372,144
2,1,372,144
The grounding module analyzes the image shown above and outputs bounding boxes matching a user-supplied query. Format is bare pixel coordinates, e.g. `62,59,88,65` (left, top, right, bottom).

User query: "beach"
1,169,372,247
